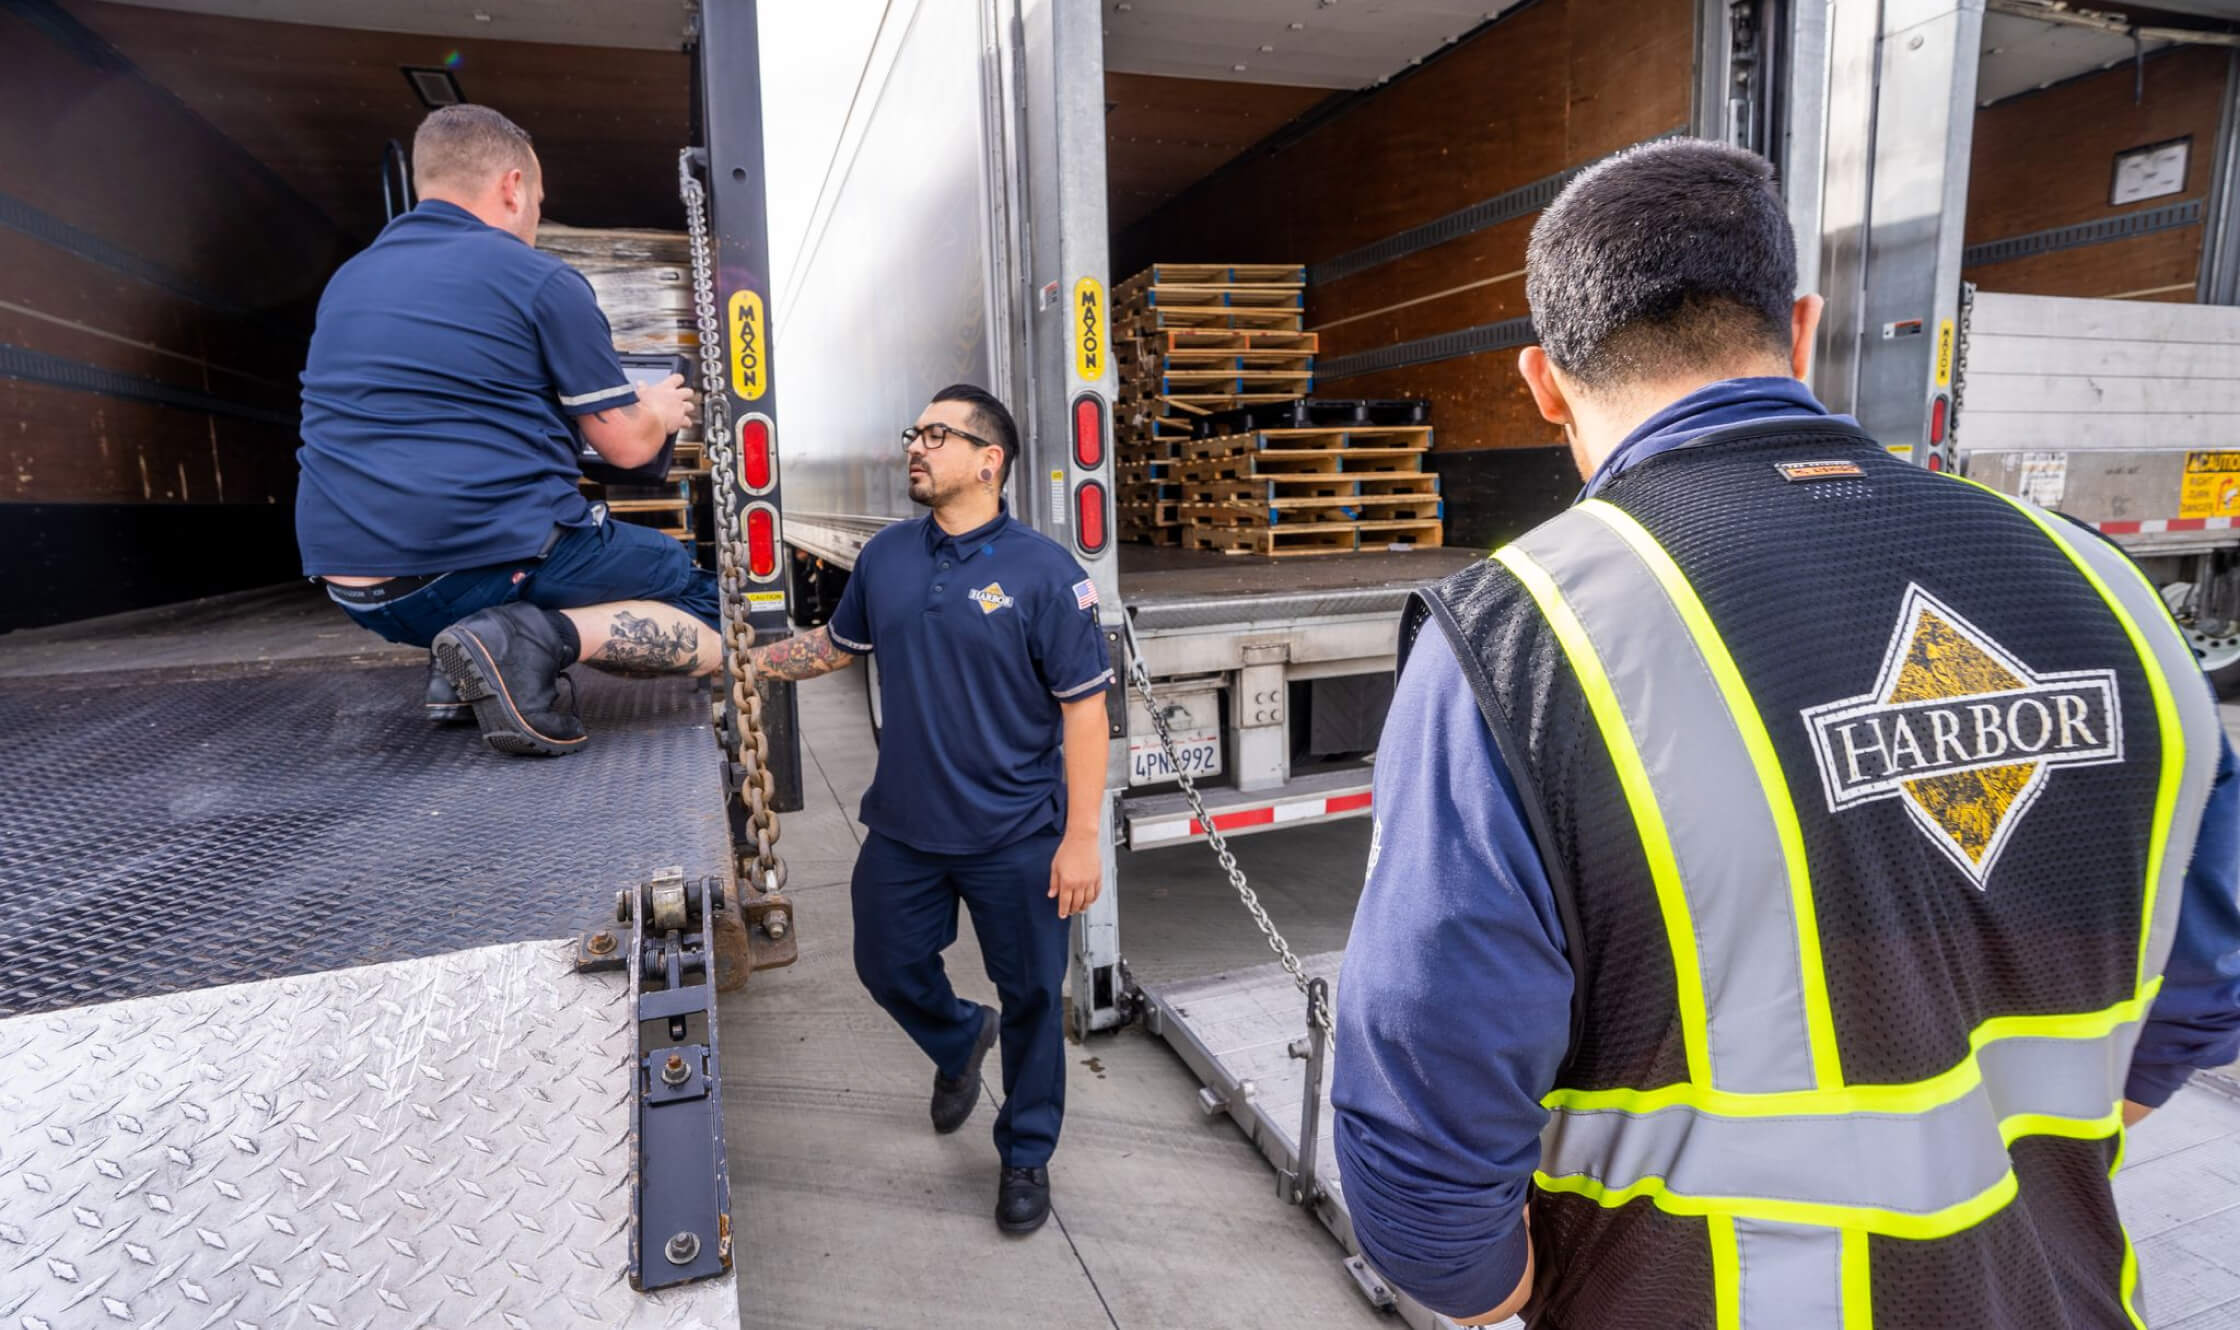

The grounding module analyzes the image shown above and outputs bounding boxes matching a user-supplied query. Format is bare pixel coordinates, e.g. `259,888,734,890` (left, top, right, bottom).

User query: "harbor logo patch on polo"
970,583,1015,614
1802,584,2123,887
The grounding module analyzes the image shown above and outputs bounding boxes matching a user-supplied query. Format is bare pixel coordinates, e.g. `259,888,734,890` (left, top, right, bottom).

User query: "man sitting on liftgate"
295,104,713,757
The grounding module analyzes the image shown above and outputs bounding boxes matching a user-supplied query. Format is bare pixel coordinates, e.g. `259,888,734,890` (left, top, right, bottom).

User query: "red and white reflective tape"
1128,787,1372,849
2098,517,2238,535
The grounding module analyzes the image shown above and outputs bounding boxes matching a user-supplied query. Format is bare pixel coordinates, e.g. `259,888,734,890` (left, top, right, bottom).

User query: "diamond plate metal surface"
1155,952,1345,1199
0,941,738,1329
0,664,728,1017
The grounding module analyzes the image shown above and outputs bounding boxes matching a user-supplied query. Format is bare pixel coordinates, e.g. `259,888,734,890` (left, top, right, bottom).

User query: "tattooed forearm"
750,626,856,681
587,609,699,676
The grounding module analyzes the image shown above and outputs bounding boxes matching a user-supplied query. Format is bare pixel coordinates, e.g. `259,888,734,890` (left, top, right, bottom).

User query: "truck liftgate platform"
0,647,745,1329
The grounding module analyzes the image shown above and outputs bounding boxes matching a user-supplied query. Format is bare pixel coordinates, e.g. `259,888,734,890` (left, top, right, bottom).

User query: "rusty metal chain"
681,149,786,897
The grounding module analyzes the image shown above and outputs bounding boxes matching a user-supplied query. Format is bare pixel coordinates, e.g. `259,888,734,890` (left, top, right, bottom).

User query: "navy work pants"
851,828,1070,1167
330,515,721,649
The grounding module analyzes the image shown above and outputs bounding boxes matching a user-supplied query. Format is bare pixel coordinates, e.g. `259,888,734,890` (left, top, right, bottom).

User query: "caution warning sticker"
2181,451,2240,519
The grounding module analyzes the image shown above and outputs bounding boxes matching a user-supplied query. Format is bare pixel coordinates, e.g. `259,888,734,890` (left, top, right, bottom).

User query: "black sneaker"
930,1004,998,1134
424,657,474,725
996,1165,1050,1234
432,604,586,757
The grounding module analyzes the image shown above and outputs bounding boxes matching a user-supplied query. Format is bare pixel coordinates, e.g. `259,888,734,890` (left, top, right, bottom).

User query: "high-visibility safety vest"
1401,421,2223,1330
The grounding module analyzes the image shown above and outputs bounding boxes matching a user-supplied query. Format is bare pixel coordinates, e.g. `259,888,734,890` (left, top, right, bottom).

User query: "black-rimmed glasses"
901,422,995,452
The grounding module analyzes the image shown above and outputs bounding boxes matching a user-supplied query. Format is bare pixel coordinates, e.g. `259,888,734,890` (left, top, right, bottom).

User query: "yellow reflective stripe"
2113,1132,2148,1329
1840,1229,1873,1330
1532,1105,2122,1238
1576,499,1844,1090
1967,483,2185,993
1543,979,2157,1117
1708,1215,1742,1330
1494,543,1713,1084
2120,1231,2148,1330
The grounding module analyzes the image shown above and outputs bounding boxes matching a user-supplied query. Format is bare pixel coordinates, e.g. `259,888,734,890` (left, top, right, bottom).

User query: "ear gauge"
980,469,994,483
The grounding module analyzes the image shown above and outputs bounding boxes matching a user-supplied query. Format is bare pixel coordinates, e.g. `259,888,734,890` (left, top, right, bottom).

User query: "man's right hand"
638,372,698,436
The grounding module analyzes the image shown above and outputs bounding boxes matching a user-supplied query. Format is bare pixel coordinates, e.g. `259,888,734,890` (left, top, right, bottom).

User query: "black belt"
321,572,444,607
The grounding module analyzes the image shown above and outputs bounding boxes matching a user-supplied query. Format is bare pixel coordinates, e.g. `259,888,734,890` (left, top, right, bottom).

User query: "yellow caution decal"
728,289,768,402
1934,318,1955,388
1074,277,1106,382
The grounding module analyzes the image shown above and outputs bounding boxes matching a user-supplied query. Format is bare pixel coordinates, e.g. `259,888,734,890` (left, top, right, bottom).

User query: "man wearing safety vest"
1331,138,2240,1328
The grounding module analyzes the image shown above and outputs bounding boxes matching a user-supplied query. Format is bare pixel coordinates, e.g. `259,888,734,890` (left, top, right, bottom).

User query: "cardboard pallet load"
536,222,707,545
1113,262,1442,555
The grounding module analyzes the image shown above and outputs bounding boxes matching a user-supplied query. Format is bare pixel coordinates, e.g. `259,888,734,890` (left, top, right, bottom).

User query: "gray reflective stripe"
1052,670,1115,699
1735,1220,1844,1329
558,382,637,407
1541,1015,2140,1214
2022,509,2223,987
1514,511,1820,1094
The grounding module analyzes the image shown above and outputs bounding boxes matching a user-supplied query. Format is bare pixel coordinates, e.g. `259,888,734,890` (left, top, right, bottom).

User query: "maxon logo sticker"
1802,585,2123,888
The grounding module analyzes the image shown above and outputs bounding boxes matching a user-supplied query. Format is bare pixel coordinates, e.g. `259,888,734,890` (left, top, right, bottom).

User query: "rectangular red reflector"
746,504,778,579
1075,480,1107,554
740,416,773,492
1072,394,1105,469
1188,807,1277,837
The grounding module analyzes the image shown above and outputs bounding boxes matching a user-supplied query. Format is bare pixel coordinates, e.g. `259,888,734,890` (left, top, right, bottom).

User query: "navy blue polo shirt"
294,200,634,576
829,505,1113,854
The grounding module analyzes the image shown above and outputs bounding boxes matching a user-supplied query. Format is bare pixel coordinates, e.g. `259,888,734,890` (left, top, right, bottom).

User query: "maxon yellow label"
728,289,768,401
1074,277,1106,381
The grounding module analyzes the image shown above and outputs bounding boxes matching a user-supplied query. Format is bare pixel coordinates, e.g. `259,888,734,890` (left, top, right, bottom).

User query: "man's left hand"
1049,834,1102,919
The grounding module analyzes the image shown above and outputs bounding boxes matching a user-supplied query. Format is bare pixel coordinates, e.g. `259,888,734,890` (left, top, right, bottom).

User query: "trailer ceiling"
1103,0,1534,89
89,0,689,49
65,0,690,242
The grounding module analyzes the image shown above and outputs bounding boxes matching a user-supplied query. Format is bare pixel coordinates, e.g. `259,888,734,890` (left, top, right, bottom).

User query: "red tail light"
1072,393,1106,469
1075,480,1107,555
746,502,779,579
1929,394,1949,446
740,414,774,493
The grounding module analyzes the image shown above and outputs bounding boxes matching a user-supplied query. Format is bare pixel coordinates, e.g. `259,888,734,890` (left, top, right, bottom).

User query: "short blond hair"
412,104,536,193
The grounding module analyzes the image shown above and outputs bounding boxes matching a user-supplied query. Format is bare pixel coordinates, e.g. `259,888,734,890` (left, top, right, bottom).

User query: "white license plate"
1128,729,1222,786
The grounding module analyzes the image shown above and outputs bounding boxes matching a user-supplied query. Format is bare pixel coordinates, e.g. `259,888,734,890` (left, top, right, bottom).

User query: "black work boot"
996,1165,1050,1235
432,604,586,757
424,656,474,724
931,1004,999,1133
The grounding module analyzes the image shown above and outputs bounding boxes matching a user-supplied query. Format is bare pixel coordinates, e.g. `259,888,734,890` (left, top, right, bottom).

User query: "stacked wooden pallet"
536,223,708,548
1114,263,1312,545
1175,424,1443,557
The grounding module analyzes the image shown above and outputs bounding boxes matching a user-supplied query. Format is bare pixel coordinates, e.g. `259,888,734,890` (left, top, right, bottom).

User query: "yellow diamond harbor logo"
1802,585,2124,889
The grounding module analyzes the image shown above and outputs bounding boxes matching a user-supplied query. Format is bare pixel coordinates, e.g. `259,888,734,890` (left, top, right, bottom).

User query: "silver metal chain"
1120,616,1333,1037
679,148,785,898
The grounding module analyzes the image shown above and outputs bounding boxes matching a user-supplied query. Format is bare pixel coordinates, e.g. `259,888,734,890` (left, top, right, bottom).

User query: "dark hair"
1525,137,1797,389
930,383,1019,486
413,104,537,193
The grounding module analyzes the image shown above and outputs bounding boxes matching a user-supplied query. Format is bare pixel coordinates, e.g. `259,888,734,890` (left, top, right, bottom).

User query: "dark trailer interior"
1,0,696,634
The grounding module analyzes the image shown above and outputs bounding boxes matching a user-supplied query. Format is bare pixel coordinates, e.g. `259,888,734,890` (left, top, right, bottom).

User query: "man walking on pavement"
1333,138,2240,1328
746,384,1114,1234
296,104,716,757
